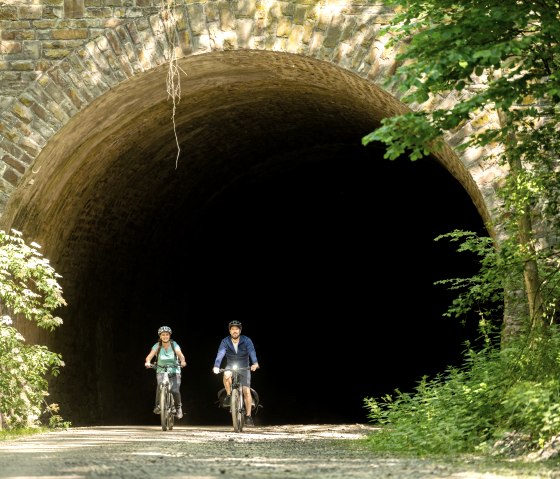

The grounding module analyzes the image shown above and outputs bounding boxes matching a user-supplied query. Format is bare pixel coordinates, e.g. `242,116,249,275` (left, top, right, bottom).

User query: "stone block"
2,154,26,174
219,2,236,31
64,0,84,19
11,61,34,71
22,41,42,59
293,5,308,25
18,5,43,20
0,6,18,21
1,30,17,40
0,41,22,54
237,0,257,17
43,48,72,58
2,169,21,187
187,3,206,35
51,28,89,39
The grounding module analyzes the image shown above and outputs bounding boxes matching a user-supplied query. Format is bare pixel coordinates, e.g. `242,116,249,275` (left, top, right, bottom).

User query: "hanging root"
160,0,187,168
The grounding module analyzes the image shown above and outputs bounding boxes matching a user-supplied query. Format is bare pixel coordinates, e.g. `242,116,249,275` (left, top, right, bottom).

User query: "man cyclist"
212,320,259,427
145,326,187,419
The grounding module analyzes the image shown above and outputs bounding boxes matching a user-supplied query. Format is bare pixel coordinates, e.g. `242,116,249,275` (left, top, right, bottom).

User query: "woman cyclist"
145,326,187,419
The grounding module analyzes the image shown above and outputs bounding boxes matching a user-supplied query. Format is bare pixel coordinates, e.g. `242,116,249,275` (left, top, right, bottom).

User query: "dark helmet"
158,325,172,335
228,320,242,330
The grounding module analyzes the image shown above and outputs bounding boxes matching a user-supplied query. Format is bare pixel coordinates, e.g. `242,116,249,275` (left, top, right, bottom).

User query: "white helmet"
158,326,172,335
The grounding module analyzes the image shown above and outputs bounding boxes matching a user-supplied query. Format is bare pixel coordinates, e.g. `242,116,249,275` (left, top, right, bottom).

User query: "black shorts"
226,366,251,387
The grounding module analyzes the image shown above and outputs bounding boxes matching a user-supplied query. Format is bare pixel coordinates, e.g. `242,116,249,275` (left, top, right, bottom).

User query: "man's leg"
223,372,232,395
242,386,253,413
223,371,232,407
243,386,254,426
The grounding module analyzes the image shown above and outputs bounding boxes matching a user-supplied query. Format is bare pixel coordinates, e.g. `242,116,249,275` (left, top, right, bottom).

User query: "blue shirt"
152,341,181,374
213,335,258,369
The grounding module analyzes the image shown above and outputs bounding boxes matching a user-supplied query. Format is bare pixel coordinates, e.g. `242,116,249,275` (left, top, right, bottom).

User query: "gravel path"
0,424,558,478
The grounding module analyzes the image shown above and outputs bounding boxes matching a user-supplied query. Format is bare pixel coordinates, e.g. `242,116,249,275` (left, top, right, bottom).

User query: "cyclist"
145,326,187,419
212,320,259,427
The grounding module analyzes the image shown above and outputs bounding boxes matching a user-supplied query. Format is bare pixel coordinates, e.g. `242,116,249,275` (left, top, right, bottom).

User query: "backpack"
216,387,262,415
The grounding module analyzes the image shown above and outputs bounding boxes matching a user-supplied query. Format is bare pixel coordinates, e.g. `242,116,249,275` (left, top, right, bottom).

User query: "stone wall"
0,0,163,109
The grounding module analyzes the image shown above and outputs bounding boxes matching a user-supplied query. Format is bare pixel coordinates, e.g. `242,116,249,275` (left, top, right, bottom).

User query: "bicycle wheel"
167,393,175,431
159,385,168,431
231,388,243,432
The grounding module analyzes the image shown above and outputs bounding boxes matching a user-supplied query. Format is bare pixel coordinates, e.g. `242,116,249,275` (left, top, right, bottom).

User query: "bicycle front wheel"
167,393,175,431
231,388,243,433
159,386,168,431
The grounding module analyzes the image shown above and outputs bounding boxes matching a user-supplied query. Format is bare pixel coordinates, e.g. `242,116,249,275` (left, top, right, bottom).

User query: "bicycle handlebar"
218,366,251,372
147,363,183,370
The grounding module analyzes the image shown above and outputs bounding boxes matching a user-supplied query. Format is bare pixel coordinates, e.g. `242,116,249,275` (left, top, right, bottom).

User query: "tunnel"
1,50,488,426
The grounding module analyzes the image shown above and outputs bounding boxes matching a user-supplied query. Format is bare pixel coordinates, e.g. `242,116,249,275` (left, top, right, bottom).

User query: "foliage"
363,225,560,455
364,227,560,455
361,0,560,456
433,230,504,323
0,229,68,430
363,0,560,278
364,322,560,455
363,0,560,164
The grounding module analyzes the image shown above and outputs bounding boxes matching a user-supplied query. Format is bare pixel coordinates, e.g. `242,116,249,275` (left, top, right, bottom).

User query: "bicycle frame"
150,363,177,431
220,365,250,432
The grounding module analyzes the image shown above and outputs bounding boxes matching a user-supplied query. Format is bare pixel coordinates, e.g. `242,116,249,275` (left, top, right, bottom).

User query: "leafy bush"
0,229,68,429
364,327,560,455
364,228,560,456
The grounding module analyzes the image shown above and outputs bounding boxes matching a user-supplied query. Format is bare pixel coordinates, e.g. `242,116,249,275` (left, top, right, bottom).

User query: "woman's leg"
170,374,182,406
171,374,183,418
154,373,163,412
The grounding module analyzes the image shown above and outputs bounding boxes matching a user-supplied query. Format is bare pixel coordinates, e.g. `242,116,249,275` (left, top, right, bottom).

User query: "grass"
0,427,49,441
352,436,560,478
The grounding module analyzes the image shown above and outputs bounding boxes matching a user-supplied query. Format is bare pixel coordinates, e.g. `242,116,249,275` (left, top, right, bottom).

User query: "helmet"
228,320,242,329
158,326,172,335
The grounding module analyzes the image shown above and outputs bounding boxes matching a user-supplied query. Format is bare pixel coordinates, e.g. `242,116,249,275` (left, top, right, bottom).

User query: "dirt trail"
0,424,556,478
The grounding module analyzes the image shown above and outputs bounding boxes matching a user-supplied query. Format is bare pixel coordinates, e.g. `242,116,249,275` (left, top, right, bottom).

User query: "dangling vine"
160,0,187,168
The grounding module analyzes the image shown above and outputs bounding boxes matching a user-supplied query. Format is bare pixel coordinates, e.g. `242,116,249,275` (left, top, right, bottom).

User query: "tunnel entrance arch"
0,49,488,425
0,0,497,423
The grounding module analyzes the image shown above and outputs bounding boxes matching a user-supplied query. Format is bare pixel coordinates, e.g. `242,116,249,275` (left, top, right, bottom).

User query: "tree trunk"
497,109,544,343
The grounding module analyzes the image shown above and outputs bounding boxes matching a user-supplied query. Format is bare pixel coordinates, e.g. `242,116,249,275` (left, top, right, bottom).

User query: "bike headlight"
232,364,238,370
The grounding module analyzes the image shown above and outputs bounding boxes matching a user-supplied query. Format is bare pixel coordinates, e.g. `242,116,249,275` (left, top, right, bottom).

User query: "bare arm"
175,346,187,367
145,349,156,367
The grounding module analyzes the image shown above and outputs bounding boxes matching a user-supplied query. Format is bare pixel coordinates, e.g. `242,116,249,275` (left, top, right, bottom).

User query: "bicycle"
219,365,251,432
149,363,179,431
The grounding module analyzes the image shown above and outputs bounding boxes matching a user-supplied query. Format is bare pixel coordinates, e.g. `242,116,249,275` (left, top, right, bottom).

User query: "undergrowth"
363,228,560,459
364,323,560,458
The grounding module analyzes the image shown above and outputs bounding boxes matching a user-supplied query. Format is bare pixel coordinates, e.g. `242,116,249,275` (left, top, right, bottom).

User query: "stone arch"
0,1,497,425
0,1,500,227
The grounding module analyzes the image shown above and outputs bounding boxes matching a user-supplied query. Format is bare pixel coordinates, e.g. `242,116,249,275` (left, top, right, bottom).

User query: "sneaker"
153,406,161,414
244,415,254,427
176,406,183,419
223,395,231,407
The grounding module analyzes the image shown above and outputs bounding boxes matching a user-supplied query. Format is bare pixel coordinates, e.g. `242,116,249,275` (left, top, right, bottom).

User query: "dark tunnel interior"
56,141,487,427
